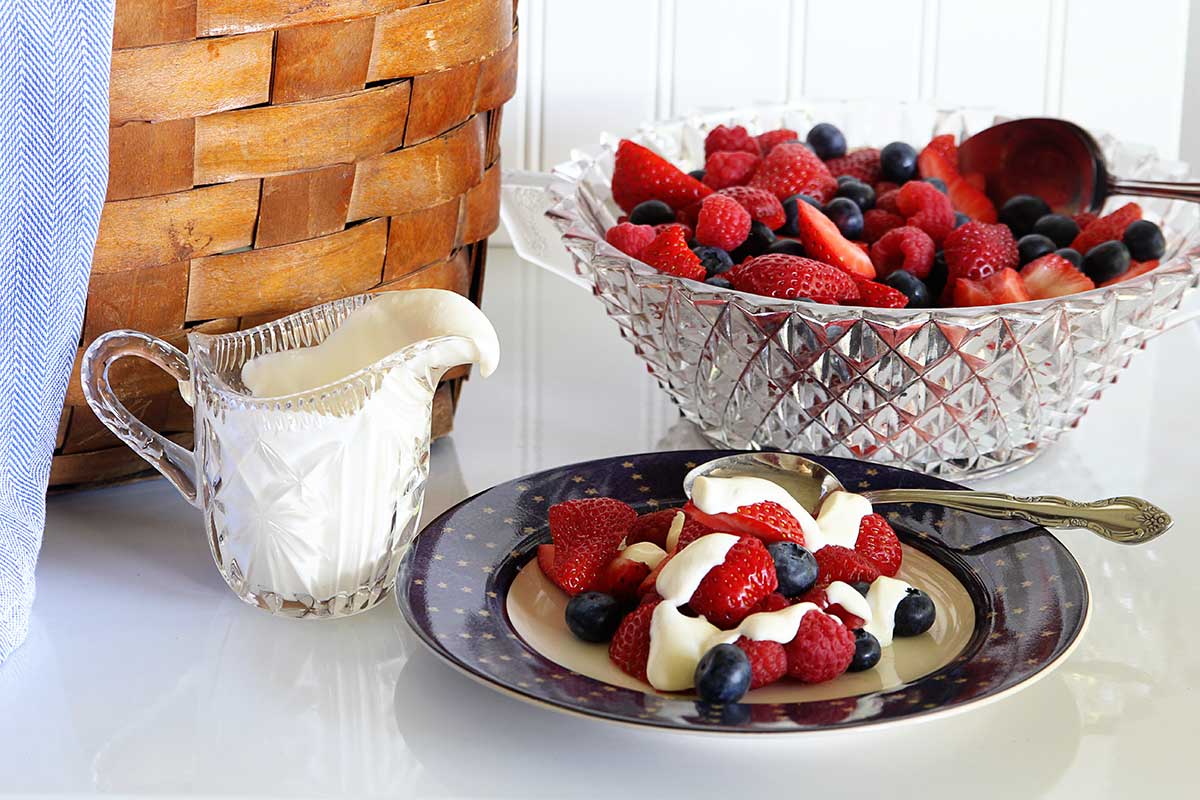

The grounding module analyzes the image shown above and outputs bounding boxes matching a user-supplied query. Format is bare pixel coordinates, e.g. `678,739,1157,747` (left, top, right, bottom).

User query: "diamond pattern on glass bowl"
545,102,1200,478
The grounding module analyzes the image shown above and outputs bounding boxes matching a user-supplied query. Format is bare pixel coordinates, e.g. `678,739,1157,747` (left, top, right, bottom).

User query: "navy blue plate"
397,450,1089,734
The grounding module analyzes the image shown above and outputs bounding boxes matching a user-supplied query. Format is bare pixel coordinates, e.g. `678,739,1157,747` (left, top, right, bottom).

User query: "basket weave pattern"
53,0,518,487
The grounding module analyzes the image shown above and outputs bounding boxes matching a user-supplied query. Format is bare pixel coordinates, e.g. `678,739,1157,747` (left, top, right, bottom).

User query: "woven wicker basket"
51,0,518,488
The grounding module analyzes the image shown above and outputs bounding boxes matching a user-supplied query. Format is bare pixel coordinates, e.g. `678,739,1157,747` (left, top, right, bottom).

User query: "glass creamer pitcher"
81,289,499,618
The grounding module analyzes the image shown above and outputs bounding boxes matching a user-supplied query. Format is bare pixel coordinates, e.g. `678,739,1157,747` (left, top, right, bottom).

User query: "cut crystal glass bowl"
541,103,1200,478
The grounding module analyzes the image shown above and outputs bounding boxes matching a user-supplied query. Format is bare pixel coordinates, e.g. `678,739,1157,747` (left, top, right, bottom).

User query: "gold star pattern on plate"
483,507,495,514
995,559,1007,566
638,486,651,493
485,542,496,549
523,527,535,534
995,585,1007,594
481,566,493,574
857,480,870,489
482,633,495,640
1012,607,1024,615
478,610,490,617
1016,551,1028,560
413,579,424,585
685,461,697,468
646,499,659,507
622,461,635,468
457,560,469,567
503,517,515,524
1021,580,1032,588
517,484,530,492
461,586,473,593
886,511,901,521
631,473,642,480
865,468,878,476
464,534,476,541
532,495,544,502
429,606,439,613
1041,630,1057,638
437,582,448,589
454,608,464,614
571,476,585,484
459,632,472,639
486,591,497,599
584,488,599,495
433,554,444,561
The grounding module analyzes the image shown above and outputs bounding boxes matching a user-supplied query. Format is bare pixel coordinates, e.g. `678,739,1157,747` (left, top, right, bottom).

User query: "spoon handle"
861,489,1171,545
1108,175,1200,205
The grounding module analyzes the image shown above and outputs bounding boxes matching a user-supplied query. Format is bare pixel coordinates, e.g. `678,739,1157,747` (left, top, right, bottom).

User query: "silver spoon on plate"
683,452,1171,546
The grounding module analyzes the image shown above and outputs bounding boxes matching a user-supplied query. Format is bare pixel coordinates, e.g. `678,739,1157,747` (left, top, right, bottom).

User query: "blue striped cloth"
0,0,113,664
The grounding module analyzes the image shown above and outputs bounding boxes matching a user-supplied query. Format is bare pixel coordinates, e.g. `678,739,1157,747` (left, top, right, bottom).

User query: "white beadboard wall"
501,0,1192,174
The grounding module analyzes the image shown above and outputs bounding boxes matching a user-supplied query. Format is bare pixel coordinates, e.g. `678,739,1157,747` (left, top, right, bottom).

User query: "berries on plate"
640,225,706,281
612,139,712,213
814,544,881,588
694,642,753,703
785,610,856,683
943,221,1019,281
1021,253,1095,300
626,508,680,549
704,124,760,158
688,535,778,628
692,245,734,278
794,199,876,279
695,194,752,251
1100,258,1158,286
749,142,838,203
735,637,789,690
609,598,660,681
541,498,637,595
848,628,882,672
854,514,902,577
894,588,936,636
916,134,997,223
728,253,860,303
594,554,652,602
766,541,819,597
862,208,906,244
565,591,624,642
766,238,807,257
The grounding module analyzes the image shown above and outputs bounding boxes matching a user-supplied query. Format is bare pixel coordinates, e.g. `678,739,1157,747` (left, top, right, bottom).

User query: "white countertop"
3,247,1199,798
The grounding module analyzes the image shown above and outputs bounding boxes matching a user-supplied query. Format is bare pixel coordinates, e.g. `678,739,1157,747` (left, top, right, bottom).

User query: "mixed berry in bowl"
605,122,1165,310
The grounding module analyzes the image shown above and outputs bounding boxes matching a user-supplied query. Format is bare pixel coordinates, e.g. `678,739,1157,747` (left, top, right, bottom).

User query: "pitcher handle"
80,330,199,506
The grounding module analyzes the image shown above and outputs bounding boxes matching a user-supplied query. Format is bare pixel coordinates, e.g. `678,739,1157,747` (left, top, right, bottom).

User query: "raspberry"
785,611,855,683
855,514,902,577
717,186,786,230
609,598,660,681
870,225,935,279
612,139,712,213
755,128,800,156
749,142,838,203
604,222,656,258
852,279,909,309
688,535,778,629
625,508,681,549
943,221,1019,281
735,637,789,689
703,150,760,190
814,544,881,588
862,209,905,244
751,592,791,613
1070,202,1142,255
695,194,752,251
640,225,705,281
704,124,760,158
876,188,901,213
728,253,861,304
825,148,882,184
874,181,900,197
545,498,637,594
896,180,955,245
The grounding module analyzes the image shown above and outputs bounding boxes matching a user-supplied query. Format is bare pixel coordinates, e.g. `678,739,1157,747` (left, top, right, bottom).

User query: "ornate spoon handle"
861,489,1172,545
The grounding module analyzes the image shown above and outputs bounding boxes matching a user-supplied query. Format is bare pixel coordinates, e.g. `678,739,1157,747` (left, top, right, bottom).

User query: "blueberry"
691,244,733,277
564,592,623,643
806,122,847,160
694,643,752,703
628,199,676,226
797,193,822,208
923,177,948,194
778,194,817,236
688,168,706,182
880,142,918,183
1123,219,1166,261
1032,214,1079,248
998,194,1052,238
1056,247,1083,268
705,275,733,289
766,541,818,597
882,269,932,308
836,174,857,187
851,581,872,596
767,238,807,257
953,212,970,229
1082,240,1131,283
1017,233,1057,266
730,221,776,262
927,251,949,296
823,197,864,240
893,588,936,637
836,179,876,211
848,628,882,672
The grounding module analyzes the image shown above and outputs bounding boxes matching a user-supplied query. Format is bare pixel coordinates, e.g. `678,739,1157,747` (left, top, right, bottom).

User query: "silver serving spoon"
683,453,1171,546
957,117,1200,213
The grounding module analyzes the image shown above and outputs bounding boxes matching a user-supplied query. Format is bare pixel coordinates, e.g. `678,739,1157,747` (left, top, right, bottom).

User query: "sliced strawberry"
546,498,637,595
1070,202,1142,255
594,556,652,602
951,277,992,307
814,544,881,589
637,554,671,596
727,253,861,304
794,200,876,279
854,514,902,577
1021,253,1095,299
626,509,680,549
749,142,838,203
826,605,865,630
1100,258,1159,287
952,267,1031,307
689,535,778,628
640,225,706,281
917,135,997,223
852,278,909,309
735,637,789,689
612,139,712,213
681,500,806,545
609,598,660,681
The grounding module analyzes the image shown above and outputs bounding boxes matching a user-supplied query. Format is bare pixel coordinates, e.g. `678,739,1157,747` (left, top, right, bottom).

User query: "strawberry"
717,186,786,230
640,225,706,281
749,142,838,203
917,135,997,223
876,188,901,214
1100,258,1159,287
785,610,855,683
612,139,712,213
952,267,1031,307
537,544,556,580
681,500,808,545
1070,202,1142,255
852,278,909,309
637,553,671,596
704,124,760,158
1072,211,1099,230
752,592,791,613
673,514,717,552
896,180,955,245
862,208,906,243
794,200,876,279
869,225,935,279
727,253,861,304
755,128,800,156
735,637,789,689
695,193,752,251
689,535,778,628
703,150,760,190
625,508,680,549
653,221,693,239
814,544,880,588
943,221,1018,281
595,555,652,602
854,514,902,577
1021,253,1095,299
604,222,656,258
609,598,660,681
825,148,882,185
545,498,637,595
